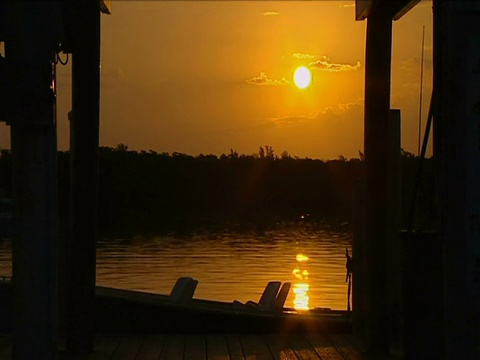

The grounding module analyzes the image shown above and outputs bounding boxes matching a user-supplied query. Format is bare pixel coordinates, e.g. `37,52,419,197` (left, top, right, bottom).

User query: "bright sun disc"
294,67,311,89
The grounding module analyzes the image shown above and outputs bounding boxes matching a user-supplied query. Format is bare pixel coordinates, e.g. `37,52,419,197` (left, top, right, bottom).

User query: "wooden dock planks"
135,335,164,360
0,333,404,359
265,334,297,360
206,335,231,360
159,334,185,360
287,334,321,360
226,335,246,360
111,335,142,360
240,335,273,360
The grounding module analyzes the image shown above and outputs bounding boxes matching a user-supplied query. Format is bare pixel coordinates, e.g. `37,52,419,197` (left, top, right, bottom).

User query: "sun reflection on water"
292,253,310,310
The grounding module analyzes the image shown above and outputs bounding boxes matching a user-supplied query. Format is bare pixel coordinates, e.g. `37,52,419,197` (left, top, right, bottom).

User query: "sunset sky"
1,0,434,160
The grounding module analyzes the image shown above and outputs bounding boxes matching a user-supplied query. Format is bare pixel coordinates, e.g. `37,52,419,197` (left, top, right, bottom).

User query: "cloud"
339,3,355,8
293,53,315,60
399,56,432,74
245,72,290,86
266,102,363,127
309,59,361,72
263,11,279,16
260,102,364,159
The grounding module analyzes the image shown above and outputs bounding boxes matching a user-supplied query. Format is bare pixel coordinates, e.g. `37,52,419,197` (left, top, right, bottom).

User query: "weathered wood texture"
0,333,404,360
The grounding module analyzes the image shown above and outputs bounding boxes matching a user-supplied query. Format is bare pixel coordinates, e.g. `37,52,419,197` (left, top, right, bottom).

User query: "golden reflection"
296,253,309,262
292,253,310,310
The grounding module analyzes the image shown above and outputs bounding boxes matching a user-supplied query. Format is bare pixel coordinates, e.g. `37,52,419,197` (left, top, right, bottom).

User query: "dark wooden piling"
363,10,393,355
65,0,101,354
7,2,62,359
433,1,480,359
387,109,401,352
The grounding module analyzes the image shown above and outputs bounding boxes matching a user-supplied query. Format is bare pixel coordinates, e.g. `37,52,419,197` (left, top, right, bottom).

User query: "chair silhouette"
254,280,281,308
234,281,284,311
272,282,291,312
169,276,198,302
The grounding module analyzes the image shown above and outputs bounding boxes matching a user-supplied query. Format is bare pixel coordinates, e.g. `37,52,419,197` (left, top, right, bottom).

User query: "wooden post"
352,180,365,335
65,0,100,353
387,109,402,353
7,2,61,359
433,1,480,359
363,10,393,355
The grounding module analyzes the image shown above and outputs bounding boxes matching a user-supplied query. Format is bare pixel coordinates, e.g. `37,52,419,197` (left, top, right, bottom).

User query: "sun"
293,66,311,89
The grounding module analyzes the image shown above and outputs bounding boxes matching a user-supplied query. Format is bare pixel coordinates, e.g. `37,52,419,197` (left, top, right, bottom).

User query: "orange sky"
0,1,433,159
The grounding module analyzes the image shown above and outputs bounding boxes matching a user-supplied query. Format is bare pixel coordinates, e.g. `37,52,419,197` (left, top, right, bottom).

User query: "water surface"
0,227,352,310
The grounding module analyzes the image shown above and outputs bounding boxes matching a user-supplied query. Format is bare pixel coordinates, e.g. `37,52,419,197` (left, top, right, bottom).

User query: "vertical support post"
352,180,365,334
66,0,100,353
387,109,402,352
363,10,392,355
8,2,61,359
434,1,480,359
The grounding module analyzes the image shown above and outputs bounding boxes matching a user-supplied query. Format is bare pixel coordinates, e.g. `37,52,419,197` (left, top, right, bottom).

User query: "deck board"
288,334,320,360
241,335,274,360
111,335,142,360
159,334,184,360
135,335,164,360
207,335,230,360
325,334,364,360
0,333,405,360
184,335,207,360
304,333,345,360
92,335,122,359
264,334,298,360
226,335,246,360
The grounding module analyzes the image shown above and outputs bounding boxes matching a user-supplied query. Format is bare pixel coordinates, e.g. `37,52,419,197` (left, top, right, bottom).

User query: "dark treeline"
0,146,436,237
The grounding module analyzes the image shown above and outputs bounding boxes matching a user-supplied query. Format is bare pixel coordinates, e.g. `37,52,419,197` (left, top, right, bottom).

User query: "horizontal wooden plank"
159,335,185,360
288,334,321,360
184,335,206,360
0,333,403,360
305,333,344,360
241,335,273,360
111,336,142,360
93,335,122,359
135,335,163,360
265,334,297,360
326,334,364,360
207,334,230,360
226,334,245,360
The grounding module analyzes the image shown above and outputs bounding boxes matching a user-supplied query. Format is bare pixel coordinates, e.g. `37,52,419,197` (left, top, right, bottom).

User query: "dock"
0,332,400,360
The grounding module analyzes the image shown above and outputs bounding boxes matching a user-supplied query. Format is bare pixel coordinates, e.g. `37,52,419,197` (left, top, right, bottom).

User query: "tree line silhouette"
0,146,436,237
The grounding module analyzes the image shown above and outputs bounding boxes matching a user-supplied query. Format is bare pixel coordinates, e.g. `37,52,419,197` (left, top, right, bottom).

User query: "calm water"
0,227,352,310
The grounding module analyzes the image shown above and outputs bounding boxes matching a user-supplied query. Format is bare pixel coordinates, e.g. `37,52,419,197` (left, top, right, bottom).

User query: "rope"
345,248,353,312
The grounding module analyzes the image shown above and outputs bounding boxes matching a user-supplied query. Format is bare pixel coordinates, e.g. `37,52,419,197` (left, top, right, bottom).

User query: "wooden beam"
356,0,420,21
7,2,62,359
433,1,480,359
363,10,392,356
65,0,100,354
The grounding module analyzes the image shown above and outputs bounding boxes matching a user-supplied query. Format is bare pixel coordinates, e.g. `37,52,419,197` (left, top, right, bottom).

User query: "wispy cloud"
293,53,315,60
263,11,279,16
399,56,432,74
267,102,363,127
246,72,290,86
309,58,361,72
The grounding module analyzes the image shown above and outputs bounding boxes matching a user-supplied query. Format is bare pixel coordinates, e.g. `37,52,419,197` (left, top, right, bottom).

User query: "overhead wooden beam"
356,0,420,21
